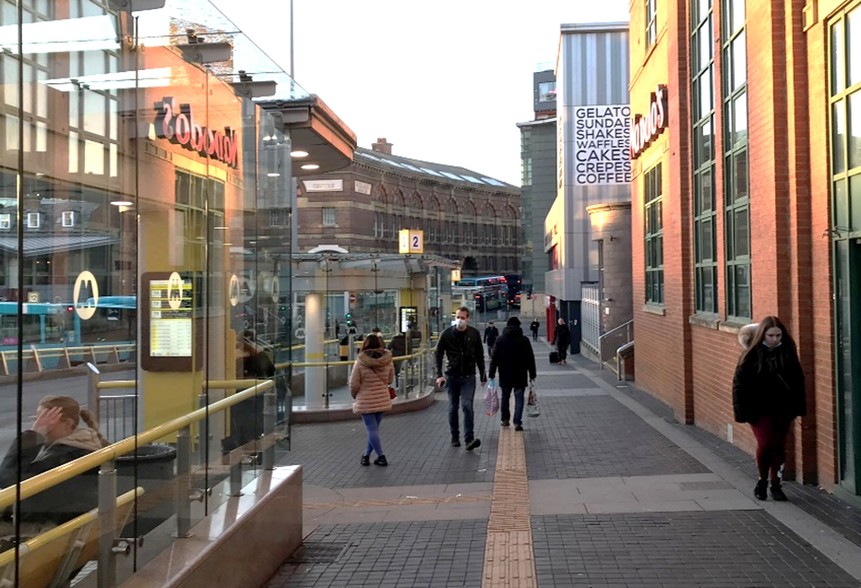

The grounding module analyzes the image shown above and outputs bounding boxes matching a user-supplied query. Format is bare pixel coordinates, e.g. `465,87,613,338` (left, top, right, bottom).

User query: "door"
837,239,861,493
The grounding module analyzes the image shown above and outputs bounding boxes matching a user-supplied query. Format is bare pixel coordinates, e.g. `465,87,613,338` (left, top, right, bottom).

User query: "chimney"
371,137,393,155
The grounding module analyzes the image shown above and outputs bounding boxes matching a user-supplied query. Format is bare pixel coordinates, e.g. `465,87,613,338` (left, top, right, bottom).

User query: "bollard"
263,388,276,470
98,459,117,588
174,426,192,538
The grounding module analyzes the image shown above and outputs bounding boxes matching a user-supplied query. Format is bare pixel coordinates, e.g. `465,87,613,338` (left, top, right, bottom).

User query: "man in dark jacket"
530,319,540,341
553,317,571,364
489,317,537,430
388,332,407,387
435,306,486,451
483,321,499,356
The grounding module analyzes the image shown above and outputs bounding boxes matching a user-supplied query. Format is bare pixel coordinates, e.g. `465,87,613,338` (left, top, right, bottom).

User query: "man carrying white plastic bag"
484,378,499,416
488,317,537,431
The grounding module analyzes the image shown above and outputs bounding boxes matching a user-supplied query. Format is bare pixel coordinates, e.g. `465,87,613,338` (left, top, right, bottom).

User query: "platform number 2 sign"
398,229,424,254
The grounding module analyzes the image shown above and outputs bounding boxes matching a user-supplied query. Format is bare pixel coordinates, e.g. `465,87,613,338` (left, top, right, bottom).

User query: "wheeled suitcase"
549,351,560,364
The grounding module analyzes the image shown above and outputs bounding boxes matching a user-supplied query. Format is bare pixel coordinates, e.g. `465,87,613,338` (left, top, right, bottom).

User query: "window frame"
722,0,751,321
644,163,664,305
645,0,658,48
692,0,718,315
322,207,336,227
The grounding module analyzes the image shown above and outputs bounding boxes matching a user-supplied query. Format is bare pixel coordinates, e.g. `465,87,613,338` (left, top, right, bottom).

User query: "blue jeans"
361,412,384,457
500,387,525,426
447,376,476,442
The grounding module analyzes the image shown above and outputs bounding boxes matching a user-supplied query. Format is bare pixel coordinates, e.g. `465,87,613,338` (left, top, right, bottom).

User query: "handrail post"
174,426,192,538
197,392,208,466
229,449,243,497
97,458,117,588
87,363,101,419
263,387,276,470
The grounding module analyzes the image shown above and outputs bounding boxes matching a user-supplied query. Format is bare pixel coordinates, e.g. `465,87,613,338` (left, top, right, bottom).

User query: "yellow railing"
0,379,273,510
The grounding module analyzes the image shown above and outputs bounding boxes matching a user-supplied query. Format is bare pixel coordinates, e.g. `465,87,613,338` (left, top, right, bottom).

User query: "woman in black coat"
732,316,806,502
488,317,537,430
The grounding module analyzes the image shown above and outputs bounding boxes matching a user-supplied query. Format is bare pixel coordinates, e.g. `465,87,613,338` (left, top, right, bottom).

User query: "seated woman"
0,396,109,543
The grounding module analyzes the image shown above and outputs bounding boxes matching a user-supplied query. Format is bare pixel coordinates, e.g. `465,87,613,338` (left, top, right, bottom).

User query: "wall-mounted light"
291,150,309,158
111,200,132,206
301,164,319,170
267,172,281,178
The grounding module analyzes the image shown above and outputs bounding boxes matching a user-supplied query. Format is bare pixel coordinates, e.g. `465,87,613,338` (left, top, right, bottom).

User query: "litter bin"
116,443,177,536
339,335,350,361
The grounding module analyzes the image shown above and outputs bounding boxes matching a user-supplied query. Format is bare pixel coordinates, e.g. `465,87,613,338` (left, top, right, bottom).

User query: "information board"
141,272,199,371
572,104,632,186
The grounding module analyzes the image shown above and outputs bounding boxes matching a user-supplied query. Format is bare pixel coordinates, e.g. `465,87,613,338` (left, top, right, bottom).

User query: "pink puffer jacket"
350,349,394,414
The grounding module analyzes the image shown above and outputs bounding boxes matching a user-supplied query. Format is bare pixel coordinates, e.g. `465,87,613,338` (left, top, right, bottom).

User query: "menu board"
149,275,193,357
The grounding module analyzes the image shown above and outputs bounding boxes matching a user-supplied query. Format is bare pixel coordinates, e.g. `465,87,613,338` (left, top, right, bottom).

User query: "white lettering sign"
302,179,343,192
355,181,372,195
630,86,668,159
573,104,632,186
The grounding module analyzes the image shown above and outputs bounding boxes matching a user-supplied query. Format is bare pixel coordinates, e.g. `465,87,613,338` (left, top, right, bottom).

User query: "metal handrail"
598,319,633,341
0,379,274,510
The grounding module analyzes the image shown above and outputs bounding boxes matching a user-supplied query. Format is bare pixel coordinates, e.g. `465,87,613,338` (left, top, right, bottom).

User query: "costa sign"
154,97,239,169
630,85,668,159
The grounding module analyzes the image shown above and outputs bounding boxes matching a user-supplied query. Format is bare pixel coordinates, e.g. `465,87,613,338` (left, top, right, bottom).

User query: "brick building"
628,0,861,499
296,139,521,276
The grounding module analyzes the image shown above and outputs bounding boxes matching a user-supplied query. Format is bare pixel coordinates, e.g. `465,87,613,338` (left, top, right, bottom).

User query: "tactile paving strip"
482,427,537,588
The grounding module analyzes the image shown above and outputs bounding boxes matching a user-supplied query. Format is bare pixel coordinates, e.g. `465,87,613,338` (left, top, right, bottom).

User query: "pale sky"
212,0,631,186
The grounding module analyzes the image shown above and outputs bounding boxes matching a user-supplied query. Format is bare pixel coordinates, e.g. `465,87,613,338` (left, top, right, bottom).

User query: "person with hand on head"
733,316,806,502
351,334,395,466
435,306,486,450
489,317,537,431
0,396,109,540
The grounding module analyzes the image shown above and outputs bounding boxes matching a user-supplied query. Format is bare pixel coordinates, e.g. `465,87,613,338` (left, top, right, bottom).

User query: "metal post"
263,388,276,469
197,392,208,466
98,459,117,588
87,363,101,418
174,426,192,538
229,449,243,497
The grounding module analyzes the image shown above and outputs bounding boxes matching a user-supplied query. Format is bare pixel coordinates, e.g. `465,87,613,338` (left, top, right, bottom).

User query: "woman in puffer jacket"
350,335,394,466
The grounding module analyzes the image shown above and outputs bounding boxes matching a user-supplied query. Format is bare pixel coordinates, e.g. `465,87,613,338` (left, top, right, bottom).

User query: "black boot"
754,479,768,500
374,455,388,466
360,454,370,466
770,481,788,501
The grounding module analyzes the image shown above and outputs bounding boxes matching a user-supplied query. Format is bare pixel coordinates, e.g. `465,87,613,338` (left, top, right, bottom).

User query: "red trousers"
750,416,791,481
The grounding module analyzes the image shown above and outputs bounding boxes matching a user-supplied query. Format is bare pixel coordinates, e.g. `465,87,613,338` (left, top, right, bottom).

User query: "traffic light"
346,312,353,326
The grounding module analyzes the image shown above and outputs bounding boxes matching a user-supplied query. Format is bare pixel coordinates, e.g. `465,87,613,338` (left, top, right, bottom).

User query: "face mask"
455,318,467,330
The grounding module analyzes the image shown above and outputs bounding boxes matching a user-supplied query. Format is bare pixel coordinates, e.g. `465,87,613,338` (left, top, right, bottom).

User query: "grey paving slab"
276,394,498,488
524,395,710,480
265,520,486,588
532,511,861,587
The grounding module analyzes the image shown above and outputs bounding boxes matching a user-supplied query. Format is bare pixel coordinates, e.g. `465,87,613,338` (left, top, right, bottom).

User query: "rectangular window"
0,214,10,230
538,81,556,101
322,207,335,227
269,209,281,227
62,210,75,227
692,0,718,314
26,212,40,229
644,164,664,304
723,0,751,320
646,0,658,47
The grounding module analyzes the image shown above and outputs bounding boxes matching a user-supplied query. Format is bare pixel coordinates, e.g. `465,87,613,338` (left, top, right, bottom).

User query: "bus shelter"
289,252,458,408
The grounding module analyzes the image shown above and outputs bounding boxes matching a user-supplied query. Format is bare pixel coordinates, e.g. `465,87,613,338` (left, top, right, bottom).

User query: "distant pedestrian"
732,316,806,502
489,317,536,431
350,335,395,466
388,332,407,387
435,306,486,451
484,321,499,356
552,318,570,364
530,319,540,341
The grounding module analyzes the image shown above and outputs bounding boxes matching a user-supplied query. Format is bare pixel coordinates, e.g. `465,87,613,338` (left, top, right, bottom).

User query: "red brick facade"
629,0,852,492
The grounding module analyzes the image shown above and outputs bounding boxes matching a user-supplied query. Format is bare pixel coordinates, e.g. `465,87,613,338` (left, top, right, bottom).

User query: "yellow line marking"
482,428,538,588
304,494,491,510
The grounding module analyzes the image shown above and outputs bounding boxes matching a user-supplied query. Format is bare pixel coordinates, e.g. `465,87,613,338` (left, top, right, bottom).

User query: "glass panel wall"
0,0,305,583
